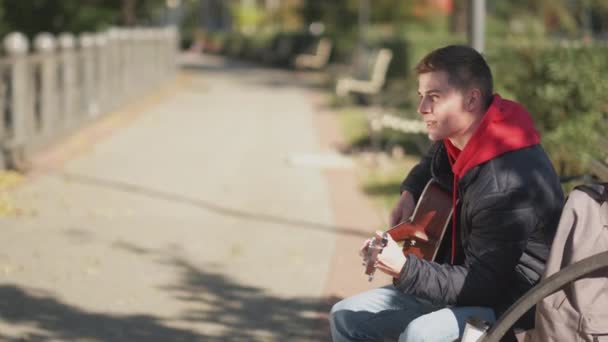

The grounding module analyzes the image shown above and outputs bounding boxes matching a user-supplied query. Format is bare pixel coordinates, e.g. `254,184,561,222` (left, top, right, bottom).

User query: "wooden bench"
335,48,393,98
262,35,293,65
482,251,608,342
480,139,608,341
589,137,608,181
259,33,315,67
293,38,332,70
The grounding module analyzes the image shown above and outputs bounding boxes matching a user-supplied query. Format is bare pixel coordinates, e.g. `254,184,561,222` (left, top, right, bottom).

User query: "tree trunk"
122,0,137,26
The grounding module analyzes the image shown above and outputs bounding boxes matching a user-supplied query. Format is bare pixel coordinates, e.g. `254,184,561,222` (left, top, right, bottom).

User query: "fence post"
58,32,76,130
161,28,168,80
106,28,121,110
34,32,58,138
137,28,149,94
93,33,108,115
169,26,178,77
150,29,160,85
3,32,30,169
0,27,176,170
79,32,96,119
144,29,155,89
132,28,145,95
118,29,132,100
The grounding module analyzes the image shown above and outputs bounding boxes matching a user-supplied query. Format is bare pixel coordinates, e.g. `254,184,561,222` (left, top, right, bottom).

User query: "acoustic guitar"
365,180,453,281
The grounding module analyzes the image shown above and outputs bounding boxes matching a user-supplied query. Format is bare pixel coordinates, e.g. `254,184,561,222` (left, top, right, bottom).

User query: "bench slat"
598,137,608,152
588,136,608,181
589,158,608,181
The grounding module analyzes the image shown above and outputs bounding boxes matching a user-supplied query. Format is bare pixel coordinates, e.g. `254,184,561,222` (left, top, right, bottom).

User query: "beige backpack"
533,183,608,341
482,183,608,342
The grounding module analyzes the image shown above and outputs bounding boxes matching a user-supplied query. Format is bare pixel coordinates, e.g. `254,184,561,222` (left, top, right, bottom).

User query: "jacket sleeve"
399,142,439,202
393,189,537,306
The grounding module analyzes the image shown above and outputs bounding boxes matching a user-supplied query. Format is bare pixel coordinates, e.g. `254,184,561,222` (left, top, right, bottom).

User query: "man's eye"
431,95,439,102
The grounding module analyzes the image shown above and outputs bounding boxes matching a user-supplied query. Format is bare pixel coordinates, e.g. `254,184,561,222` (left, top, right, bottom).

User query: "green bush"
241,34,274,60
492,45,608,131
204,31,229,54
403,34,466,71
378,38,410,80
488,43,608,176
384,33,465,109
323,31,358,63
378,39,608,177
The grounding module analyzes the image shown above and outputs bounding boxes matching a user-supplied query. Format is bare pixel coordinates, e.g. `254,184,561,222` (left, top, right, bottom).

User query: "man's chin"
427,133,442,142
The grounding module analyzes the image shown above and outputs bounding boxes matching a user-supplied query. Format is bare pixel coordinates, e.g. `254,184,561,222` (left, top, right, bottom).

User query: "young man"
330,45,564,341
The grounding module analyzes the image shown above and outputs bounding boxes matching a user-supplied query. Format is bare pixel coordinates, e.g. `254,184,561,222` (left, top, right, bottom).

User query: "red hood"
444,94,540,180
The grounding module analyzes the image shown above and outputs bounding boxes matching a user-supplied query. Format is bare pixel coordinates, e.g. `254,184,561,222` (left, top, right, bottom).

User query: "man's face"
417,71,469,142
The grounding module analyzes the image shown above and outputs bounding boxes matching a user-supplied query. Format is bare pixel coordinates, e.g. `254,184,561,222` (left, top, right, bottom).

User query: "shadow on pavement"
0,285,204,341
163,256,339,341
0,251,341,341
58,172,369,239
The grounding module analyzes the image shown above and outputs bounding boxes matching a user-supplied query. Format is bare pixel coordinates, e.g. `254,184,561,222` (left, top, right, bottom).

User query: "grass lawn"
335,105,421,215
360,157,418,213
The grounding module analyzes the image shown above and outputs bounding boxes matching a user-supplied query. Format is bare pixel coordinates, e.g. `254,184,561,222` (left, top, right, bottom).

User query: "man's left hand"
374,231,407,278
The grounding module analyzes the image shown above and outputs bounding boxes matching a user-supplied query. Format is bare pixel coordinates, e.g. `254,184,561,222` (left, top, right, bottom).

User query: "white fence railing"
0,26,179,170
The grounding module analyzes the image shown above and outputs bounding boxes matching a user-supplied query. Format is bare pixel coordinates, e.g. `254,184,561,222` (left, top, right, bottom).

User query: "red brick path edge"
308,92,394,329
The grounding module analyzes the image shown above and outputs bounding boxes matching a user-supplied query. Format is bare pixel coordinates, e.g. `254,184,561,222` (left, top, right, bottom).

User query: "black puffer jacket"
397,141,564,325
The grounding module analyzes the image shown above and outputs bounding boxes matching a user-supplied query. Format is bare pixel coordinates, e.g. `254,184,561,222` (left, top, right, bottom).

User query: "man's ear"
467,89,482,112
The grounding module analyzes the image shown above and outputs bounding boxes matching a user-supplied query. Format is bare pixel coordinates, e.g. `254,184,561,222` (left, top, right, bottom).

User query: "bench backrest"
369,48,393,89
314,38,332,64
589,137,608,181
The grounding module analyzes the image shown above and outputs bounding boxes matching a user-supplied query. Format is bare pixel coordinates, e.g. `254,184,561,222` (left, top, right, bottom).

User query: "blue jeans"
330,286,496,342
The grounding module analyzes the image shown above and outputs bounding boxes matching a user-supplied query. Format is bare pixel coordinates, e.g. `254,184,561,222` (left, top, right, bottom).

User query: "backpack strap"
574,183,608,203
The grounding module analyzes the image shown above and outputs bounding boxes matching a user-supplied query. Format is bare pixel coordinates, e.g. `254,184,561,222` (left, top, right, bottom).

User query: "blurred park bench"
259,32,318,67
332,45,428,155
260,34,296,65
335,48,392,101
293,37,332,70
0,28,178,171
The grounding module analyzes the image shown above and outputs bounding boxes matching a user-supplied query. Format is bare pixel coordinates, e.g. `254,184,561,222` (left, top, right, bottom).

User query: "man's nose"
417,98,431,115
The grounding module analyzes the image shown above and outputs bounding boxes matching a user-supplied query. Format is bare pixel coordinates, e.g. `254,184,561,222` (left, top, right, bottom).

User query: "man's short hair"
415,45,494,108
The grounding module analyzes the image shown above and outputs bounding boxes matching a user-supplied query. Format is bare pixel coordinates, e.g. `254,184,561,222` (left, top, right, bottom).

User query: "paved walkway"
0,54,391,341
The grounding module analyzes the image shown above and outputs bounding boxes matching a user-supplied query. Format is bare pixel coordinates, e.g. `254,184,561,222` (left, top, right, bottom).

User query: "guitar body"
386,180,453,261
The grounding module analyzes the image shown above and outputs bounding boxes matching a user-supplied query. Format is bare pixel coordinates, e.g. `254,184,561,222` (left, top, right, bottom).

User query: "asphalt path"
0,54,391,341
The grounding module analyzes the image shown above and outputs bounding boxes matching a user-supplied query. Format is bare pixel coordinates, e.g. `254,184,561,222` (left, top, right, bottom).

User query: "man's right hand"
389,191,415,226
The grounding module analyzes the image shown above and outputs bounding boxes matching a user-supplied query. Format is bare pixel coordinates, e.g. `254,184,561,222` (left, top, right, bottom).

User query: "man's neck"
448,111,485,150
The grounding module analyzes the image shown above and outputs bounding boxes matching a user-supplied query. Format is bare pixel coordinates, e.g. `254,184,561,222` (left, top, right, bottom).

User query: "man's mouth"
426,121,437,128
